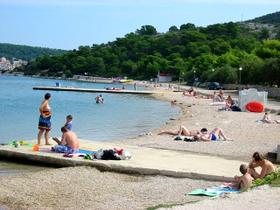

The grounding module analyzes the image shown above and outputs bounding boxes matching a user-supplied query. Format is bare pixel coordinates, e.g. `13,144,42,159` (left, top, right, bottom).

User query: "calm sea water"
0,76,180,144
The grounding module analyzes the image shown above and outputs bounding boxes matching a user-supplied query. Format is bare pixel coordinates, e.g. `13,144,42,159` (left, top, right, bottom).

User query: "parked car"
207,82,223,90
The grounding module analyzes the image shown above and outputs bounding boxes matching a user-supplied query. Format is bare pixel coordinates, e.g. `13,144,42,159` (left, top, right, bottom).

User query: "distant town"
0,57,28,71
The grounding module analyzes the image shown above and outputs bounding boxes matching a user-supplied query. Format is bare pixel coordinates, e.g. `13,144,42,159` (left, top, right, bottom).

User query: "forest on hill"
0,43,67,61
20,11,280,85
248,11,280,25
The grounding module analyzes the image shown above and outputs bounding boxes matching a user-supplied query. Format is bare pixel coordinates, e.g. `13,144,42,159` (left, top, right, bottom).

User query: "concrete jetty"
0,140,243,182
33,86,156,95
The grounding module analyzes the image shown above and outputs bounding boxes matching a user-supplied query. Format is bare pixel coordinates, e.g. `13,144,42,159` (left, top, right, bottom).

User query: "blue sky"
0,0,279,50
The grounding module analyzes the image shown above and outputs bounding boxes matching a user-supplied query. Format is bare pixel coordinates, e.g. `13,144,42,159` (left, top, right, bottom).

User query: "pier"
33,86,156,95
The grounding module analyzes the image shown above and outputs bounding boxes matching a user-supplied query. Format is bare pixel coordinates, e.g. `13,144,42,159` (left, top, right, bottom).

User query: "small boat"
119,79,134,83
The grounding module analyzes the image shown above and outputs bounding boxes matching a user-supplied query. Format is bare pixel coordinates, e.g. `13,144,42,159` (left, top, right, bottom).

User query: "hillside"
0,43,67,61
247,11,280,25
21,11,280,86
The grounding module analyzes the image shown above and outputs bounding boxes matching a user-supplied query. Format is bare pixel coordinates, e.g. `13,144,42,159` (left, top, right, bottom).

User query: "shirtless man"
52,127,80,153
196,127,231,141
234,164,254,190
248,152,276,179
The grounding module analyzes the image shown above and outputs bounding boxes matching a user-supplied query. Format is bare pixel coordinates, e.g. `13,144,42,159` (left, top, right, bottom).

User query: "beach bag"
184,137,197,142
174,136,183,141
231,105,241,112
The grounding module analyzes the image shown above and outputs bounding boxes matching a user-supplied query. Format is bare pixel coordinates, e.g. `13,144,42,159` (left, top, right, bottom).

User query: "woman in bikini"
37,93,52,145
158,125,200,136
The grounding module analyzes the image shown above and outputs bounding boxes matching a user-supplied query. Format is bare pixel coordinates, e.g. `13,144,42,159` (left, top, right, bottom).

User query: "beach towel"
62,149,97,158
78,149,97,155
187,185,239,197
174,136,197,141
210,102,226,106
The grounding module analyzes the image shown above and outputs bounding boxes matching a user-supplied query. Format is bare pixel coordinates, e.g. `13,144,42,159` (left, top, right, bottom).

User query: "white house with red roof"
157,72,172,82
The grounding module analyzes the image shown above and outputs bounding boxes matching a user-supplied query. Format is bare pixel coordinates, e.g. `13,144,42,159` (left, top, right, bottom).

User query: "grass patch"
270,177,280,187
252,169,280,187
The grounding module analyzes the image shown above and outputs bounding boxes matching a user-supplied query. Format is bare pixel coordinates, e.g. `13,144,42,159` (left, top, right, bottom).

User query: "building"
0,57,13,70
0,57,28,70
157,72,172,83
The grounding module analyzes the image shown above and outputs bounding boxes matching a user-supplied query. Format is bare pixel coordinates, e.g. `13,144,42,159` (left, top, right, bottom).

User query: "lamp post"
239,67,243,85
193,69,196,84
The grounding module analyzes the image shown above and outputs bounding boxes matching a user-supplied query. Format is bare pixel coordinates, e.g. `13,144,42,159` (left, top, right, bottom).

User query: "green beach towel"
187,186,239,197
187,189,218,197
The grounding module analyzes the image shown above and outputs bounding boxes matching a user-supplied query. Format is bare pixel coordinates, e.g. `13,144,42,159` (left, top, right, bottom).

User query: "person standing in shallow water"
37,93,52,145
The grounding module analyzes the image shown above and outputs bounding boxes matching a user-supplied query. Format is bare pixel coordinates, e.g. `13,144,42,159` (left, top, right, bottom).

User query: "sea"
0,75,180,144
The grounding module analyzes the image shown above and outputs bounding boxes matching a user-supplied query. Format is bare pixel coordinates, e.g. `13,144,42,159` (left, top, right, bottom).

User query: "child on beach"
234,164,254,190
261,112,280,124
64,115,73,130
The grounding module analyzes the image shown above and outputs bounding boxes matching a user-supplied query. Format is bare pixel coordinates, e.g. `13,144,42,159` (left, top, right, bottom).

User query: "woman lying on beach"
158,126,231,141
158,125,200,136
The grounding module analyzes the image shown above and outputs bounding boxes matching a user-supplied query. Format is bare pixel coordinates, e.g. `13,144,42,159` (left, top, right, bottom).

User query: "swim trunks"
38,115,51,130
52,145,77,154
210,133,218,141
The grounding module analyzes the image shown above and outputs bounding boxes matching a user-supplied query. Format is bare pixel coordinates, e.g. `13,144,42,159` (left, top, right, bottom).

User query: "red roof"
159,72,170,76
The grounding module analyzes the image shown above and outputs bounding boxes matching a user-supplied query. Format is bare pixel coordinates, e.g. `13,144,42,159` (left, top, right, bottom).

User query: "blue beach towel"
78,149,97,155
187,186,239,197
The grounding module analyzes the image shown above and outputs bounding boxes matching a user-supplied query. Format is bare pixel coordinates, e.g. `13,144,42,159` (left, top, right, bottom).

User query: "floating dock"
33,86,156,95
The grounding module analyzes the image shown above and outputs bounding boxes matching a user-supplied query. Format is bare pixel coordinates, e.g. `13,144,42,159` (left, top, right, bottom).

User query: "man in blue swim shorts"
52,126,80,153
196,127,231,141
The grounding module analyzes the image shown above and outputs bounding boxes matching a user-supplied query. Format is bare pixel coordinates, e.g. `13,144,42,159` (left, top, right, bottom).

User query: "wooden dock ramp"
33,86,156,95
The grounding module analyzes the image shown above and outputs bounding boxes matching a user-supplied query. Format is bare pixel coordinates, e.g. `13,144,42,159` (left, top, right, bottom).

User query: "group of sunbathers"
158,126,231,141
234,152,277,190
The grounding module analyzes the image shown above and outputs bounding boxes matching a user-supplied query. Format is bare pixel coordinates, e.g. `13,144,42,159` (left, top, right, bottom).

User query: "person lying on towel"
52,126,80,154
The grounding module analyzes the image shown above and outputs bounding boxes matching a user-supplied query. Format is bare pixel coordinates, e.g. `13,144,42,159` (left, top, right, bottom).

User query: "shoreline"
1,80,280,209
115,85,280,161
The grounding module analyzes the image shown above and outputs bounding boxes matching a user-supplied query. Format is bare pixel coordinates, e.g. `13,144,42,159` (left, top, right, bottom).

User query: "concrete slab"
0,140,243,182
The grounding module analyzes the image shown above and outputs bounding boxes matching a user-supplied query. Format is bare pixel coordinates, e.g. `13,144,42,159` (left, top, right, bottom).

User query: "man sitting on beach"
52,126,80,153
248,152,276,179
234,164,254,190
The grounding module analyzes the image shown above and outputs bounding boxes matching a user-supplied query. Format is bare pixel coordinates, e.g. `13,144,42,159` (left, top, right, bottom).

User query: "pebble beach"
0,86,280,210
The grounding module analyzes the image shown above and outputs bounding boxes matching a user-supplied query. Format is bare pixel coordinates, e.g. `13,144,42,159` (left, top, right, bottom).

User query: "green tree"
180,23,196,31
259,28,270,40
136,25,157,35
168,26,179,32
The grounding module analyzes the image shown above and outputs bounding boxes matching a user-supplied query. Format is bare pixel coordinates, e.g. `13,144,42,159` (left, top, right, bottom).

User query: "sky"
0,0,279,50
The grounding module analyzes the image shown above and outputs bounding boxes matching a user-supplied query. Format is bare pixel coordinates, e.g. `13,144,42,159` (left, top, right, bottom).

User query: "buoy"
245,101,264,113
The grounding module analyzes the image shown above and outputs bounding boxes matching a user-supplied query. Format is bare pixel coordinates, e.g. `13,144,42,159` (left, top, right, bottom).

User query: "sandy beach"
0,86,280,210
